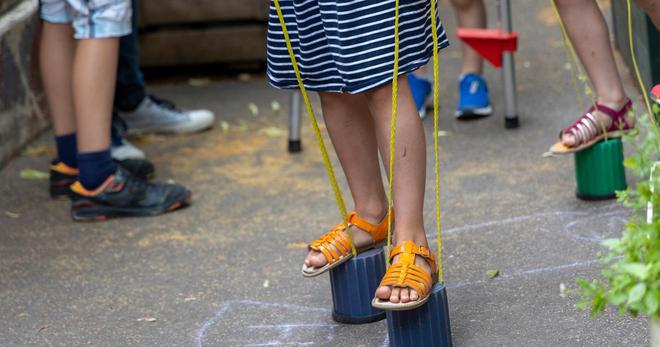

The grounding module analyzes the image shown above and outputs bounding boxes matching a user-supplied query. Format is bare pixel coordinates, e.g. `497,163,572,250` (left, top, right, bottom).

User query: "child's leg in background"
449,0,486,75
367,76,431,304
635,0,660,29
304,93,389,269
73,38,120,189
555,0,629,146
40,22,78,168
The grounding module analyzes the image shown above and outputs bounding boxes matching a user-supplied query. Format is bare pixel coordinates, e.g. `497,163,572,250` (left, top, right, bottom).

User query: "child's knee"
364,83,393,107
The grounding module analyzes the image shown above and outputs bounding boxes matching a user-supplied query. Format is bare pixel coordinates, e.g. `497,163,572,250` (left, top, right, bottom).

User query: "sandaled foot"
549,99,634,155
372,241,438,311
301,209,393,277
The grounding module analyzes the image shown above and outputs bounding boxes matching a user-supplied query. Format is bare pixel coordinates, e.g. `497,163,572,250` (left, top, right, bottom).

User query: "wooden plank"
140,0,268,26
139,25,267,67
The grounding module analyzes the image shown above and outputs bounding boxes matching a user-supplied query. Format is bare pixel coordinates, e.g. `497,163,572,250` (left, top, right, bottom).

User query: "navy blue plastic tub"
386,283,452,347
329,247,387,324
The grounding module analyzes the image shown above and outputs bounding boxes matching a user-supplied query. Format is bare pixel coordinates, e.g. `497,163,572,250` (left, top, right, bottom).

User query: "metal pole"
288,91,302,153
499,0,520,129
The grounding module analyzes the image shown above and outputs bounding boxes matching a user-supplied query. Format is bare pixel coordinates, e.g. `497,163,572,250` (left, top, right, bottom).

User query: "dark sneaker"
50,161,79,199
70,166,190,222
49,159,155,199
115,158,155,180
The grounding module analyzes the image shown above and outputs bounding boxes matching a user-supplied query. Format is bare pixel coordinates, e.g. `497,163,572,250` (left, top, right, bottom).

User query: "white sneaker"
118,95,215,135
111,137,146,160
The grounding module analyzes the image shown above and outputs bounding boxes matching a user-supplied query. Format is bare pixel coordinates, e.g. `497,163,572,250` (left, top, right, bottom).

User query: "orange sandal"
371,241,438,311
301,210,393,277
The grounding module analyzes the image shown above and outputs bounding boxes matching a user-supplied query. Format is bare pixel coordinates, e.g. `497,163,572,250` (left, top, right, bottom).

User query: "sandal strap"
388,241,437,272
379,241,438,298
348,210,392,243
594,99,633,132
561,100,633,146
309,210,393,265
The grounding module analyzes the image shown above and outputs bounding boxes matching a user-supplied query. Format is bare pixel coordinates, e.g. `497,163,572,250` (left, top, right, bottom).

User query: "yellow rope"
273,0,356,255
385,0,401,267
627,0,657,131
430,0,443,283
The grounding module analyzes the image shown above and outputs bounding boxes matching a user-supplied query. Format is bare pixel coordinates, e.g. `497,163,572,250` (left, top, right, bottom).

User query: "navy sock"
77,149,116,190
55,133,78,168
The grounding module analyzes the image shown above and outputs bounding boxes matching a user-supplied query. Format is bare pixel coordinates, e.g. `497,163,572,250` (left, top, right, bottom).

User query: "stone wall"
0,0,46,167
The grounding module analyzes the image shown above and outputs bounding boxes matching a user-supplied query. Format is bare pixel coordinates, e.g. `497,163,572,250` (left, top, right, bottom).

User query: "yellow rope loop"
430,0,443,283
385,0,401,268
273,0,356,255
627,0,657,131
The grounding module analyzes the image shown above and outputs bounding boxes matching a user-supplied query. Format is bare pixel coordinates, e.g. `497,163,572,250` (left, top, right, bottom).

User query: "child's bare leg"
367,76,430,304
555,0,630,146
635,0,660,29
40,23,76,136
73,38,119,153
304,93,389,269
449,0,487,74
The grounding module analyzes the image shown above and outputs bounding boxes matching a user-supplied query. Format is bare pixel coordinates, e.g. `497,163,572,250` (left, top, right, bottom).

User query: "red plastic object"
456,28,518,68
652,84,660,100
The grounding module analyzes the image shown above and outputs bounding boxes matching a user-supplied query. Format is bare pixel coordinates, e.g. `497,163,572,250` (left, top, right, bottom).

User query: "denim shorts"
40,0,131,39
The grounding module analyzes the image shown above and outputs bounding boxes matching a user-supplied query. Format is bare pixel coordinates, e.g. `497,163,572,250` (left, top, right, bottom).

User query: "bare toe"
400,288,410,303
410,289,419,301
311,252,328,268
561,133,576,147
376,285,391,300
390,287,401,304
304,250,328,269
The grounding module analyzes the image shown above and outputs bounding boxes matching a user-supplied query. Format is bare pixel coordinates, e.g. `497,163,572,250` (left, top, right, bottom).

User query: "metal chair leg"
499,0,520,129
288,91,302,153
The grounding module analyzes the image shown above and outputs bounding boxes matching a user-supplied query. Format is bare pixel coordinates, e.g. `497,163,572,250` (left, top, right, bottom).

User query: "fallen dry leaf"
22,145,52,157
137,317,157,322
271,101,281,112
486,269,500,279
220,121,230,133
20,169,49,180
247,103,260,116
287,242,308,250
4,211,19,219
259,127,287,137
188,78,211,87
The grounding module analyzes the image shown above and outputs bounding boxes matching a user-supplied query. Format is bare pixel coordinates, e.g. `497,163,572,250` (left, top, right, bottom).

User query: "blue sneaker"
455,73,492,120
407,74,432,119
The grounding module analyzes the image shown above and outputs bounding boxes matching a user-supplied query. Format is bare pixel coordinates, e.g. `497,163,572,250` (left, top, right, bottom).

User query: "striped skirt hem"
267,0,449,94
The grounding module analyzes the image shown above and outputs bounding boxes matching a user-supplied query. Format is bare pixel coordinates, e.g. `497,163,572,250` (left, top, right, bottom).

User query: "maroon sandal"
549,99,634,155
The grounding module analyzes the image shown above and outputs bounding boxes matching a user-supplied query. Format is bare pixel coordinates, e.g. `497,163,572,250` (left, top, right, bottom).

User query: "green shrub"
579,114,660,318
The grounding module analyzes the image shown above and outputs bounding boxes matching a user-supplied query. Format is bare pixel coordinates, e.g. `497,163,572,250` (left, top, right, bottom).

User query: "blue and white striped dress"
267,0,449,94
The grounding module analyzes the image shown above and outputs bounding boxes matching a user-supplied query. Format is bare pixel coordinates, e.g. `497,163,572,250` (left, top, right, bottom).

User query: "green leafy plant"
578,113,660,318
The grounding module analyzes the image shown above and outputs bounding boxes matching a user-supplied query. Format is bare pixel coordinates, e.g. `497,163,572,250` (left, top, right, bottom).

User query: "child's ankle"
355,204,388,224
596,96,628,111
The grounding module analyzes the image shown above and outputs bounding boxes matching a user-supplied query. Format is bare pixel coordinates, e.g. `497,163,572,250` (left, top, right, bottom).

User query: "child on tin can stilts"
268,0,449,309
548,0,660,155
